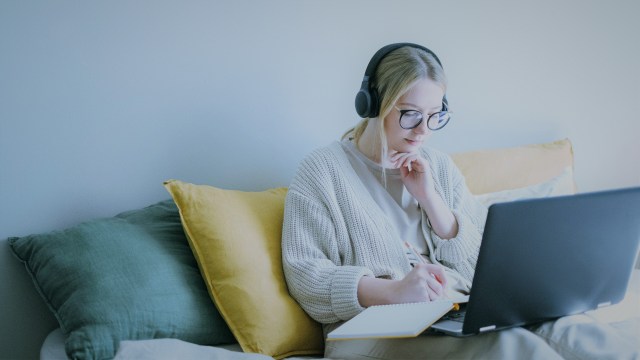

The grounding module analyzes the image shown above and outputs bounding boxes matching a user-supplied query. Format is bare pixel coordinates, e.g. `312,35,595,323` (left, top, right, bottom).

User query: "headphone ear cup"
355,88,373,118
355,86,380,118
368,88,380,118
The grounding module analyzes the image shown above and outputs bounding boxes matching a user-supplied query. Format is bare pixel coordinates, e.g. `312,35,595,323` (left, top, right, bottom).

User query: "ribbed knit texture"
281,141,487,324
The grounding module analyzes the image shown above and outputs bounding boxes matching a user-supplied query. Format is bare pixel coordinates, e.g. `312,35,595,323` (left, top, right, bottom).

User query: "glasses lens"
399,110,423,129
427,112,451,130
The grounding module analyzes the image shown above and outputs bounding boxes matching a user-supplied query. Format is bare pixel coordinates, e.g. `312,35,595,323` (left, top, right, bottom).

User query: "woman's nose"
413,119,430,135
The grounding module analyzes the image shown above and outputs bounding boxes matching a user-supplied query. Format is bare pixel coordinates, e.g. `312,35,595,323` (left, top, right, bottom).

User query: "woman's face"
383,78,445,155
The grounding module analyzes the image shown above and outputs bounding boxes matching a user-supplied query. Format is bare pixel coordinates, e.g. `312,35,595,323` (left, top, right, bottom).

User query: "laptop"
430,186,640,336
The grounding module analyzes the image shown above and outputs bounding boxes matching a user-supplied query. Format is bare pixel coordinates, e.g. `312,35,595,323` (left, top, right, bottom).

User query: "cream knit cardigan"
281,141,487,324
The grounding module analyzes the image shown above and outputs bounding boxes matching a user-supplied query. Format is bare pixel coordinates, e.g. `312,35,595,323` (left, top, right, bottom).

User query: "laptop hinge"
597,301,612,308
479,325,496,333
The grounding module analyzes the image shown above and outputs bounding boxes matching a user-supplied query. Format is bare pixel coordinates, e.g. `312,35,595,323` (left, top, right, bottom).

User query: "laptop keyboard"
443,310,466,323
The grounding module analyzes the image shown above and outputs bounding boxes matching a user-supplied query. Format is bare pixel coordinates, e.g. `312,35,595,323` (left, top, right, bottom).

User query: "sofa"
6,138,640,360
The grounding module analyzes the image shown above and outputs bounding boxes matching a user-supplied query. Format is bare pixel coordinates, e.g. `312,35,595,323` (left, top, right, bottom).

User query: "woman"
281,43,636,359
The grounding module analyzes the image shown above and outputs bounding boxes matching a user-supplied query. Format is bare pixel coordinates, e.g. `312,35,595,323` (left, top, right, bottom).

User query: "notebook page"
327,300,454,340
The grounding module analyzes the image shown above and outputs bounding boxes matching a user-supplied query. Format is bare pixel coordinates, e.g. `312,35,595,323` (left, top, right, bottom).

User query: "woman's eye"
404,111,421,119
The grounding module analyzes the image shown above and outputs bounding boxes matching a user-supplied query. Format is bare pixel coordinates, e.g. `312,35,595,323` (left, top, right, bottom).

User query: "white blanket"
114,339,273,360
42,270,640,360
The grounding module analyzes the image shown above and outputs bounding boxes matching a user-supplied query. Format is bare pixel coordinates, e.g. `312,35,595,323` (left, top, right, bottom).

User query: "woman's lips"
405,138,422,146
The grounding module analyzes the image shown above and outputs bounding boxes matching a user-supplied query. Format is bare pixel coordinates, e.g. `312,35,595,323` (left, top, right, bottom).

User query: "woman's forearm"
418,189,458,239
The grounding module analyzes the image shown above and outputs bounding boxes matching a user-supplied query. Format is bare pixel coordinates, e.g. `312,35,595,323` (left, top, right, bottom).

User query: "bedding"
40,270,640,359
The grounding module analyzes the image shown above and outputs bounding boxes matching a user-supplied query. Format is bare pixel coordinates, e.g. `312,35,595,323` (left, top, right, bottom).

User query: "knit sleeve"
427,152,488,282
281,166,373,324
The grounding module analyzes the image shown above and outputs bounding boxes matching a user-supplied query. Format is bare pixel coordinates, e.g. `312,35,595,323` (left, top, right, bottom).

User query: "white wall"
2,0,639,239
1,0,639,358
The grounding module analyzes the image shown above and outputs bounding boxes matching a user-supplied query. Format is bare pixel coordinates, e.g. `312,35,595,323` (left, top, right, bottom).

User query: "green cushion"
8,199,235,360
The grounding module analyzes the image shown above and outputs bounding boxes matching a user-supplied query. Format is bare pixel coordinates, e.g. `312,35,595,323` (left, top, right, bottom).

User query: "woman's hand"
392,263,448,303
357,264,448,307
390,151,435,203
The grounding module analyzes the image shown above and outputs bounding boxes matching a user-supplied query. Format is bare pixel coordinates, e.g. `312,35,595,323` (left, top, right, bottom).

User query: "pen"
404,241,427,265
404,241,440,283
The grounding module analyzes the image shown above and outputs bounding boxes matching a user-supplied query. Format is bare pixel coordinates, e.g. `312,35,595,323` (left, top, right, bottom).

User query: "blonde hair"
342,46,448,163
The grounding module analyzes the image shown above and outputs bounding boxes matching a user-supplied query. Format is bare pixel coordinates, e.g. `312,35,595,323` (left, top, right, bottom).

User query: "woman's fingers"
390,152,408,164
425,275,445,298
391,152,418,170
413,264,446,300
428,265,448,289
390,152,428,175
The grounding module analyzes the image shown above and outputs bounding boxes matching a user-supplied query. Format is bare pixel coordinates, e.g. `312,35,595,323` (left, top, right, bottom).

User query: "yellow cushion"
163,180,324,359
451,138,576,195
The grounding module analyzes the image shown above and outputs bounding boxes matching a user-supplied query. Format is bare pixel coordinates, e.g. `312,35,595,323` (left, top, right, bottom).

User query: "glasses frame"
394,106,452,131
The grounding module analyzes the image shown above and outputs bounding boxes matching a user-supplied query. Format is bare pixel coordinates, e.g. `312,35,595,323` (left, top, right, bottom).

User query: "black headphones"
354,42,449,119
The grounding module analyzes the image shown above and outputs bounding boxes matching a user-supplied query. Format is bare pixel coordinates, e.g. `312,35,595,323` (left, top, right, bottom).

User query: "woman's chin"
395,143,421,154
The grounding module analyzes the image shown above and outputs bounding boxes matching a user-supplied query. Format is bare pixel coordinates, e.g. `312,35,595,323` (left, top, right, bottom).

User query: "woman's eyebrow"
397,102,441,112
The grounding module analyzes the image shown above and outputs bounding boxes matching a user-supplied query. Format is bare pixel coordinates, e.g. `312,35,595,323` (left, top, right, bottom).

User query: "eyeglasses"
394,106,452,131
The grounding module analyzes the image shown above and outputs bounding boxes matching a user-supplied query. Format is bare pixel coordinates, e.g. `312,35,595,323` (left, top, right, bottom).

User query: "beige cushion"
474,166,575,207
451,138,576,195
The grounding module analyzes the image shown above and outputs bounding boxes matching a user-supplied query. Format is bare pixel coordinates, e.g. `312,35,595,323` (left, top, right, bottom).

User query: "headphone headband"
355,42,448,119
363,43,444,80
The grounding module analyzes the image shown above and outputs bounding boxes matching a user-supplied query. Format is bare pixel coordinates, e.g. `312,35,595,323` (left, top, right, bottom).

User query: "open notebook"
327,296,468,340
327,186,640,340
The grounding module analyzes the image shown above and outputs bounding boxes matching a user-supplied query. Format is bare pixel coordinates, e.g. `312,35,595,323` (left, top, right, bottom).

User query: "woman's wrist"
416,185,437,207
357,276,398,308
